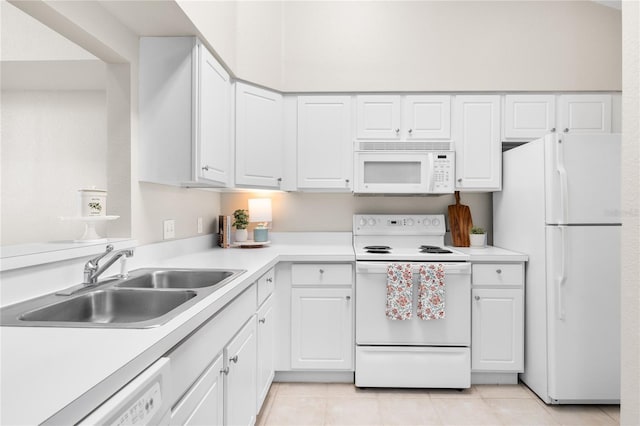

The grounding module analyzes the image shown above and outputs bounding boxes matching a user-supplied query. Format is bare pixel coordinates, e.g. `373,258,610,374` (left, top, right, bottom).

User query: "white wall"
1,90,108,245
221,192,493,244
4,0,222,246
621,1,640,423
281,1,621,92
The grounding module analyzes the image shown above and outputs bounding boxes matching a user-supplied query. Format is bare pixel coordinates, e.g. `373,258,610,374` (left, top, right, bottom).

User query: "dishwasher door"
79,357,171,426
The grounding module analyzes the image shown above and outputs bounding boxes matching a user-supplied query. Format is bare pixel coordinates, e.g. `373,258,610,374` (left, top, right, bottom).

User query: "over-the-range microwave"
353,150,455,194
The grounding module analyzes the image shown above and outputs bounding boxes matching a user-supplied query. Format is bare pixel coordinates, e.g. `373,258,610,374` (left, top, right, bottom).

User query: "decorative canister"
79,188,107,216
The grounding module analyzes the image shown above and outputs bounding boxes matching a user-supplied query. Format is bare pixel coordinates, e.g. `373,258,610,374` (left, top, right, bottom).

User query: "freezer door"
544,133,621,225
546,226,620,402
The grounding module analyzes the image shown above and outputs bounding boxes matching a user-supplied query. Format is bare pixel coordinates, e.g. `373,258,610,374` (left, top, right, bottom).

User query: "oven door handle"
356,262,471,275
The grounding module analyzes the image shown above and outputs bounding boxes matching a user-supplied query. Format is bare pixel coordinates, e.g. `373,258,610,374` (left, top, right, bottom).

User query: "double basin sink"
0,268,245,328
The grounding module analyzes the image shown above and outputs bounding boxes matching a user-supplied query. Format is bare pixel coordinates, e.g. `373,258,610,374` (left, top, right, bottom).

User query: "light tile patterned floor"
257,383,620,426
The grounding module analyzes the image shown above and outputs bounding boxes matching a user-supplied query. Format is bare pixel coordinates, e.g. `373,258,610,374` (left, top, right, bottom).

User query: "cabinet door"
291,287,353,370
504,94,556,140
197,43,231,186
225,317,257,426
171,355,224,426
256,295,275,412
356,95,401,140
558,94,612,134
403,95,451,140
235,83,283,188
454,95,501,191
297,96,352,190
472,288,523,372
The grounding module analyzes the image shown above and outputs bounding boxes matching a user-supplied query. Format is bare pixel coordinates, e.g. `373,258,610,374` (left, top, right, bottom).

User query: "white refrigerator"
493,133,621,404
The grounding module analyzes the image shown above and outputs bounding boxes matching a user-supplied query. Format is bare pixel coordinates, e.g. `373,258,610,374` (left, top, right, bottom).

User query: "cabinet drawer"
291,263,353,286
257,268,275,306
472,264,523,286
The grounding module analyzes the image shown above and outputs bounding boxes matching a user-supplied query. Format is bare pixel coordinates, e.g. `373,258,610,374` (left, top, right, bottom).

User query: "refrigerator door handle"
556,136,570,224
556,226,567,320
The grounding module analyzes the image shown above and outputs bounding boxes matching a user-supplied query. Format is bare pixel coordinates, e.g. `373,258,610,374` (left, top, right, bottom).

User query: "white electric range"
353,214,472,389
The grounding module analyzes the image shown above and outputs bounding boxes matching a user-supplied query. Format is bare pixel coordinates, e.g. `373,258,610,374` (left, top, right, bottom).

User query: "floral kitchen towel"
386,263,413,320
418,264,446,320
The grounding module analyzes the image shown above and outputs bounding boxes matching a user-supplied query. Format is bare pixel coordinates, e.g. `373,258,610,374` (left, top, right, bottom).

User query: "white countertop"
0,241,354,425
0,238,525,425
453,245,528,262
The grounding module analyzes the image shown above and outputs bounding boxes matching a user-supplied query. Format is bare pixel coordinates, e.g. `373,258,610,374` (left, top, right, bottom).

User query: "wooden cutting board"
448,191,473,247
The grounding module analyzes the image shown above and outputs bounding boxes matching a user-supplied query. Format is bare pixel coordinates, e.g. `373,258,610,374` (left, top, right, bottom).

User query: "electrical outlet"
163,219,175,240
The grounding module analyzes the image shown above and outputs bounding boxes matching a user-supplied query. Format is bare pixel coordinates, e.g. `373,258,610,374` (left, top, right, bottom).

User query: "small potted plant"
469,226,486,248
232,209,249,242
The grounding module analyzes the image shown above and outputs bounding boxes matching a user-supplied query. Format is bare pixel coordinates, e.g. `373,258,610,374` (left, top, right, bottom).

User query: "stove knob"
423,218,431,226
368,218,376,226
432,218,441,227
359,218,367,227
406,218,414,226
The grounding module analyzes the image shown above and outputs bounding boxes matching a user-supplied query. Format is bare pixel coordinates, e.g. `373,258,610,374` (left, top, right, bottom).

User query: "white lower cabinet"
256,294,275,411
171,355,224,426
225,316,258,426
291,287,353,370
471,263,524,374
472,289,524,371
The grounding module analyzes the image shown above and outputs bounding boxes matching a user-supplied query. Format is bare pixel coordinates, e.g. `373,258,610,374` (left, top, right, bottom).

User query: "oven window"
363,161,421,184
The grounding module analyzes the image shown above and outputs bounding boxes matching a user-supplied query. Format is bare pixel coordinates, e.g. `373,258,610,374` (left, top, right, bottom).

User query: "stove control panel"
354,214,446,236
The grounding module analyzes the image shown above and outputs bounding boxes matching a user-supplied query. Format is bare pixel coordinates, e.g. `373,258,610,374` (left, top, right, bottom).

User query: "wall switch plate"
163,219,175,240
197,217,203,234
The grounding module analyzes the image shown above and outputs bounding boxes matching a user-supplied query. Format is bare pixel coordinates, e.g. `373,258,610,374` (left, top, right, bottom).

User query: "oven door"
355,261,471,346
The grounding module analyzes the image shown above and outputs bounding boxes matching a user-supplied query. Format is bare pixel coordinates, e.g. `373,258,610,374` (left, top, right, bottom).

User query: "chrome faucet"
83,244,134,284
56,244,135,296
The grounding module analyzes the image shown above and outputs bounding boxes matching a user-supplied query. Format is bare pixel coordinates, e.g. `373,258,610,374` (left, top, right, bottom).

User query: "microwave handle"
426,152,435,192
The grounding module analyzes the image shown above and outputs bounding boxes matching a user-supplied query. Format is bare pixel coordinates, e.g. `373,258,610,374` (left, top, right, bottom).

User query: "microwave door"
356,153,427,193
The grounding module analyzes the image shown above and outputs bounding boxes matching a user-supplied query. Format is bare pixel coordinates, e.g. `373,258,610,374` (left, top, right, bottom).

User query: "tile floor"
256,383,620,426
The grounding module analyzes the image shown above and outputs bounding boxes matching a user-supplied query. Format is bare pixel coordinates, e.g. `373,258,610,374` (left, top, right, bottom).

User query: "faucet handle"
87,244,114,267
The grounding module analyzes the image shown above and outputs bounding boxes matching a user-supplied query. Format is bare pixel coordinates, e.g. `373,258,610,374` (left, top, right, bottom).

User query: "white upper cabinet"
139,37,231,187
356,95,401,139
235,82,284,189
297,96,352,190
403,95,451,140
558,94,612,134
356,95,451,141
503,94,556,140
454,95,501,191
198,46,232,185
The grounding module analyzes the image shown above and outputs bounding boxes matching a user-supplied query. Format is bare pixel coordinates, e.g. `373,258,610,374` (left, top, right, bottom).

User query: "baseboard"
471,372,519,384
274,371,354,383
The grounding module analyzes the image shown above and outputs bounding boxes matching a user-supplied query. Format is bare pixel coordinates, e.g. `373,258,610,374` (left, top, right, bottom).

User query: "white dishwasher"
79,358,171,426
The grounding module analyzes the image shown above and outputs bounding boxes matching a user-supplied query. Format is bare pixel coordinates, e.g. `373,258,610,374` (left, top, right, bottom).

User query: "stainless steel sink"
115,268,241,290
0,268,246,328
19,289,197,324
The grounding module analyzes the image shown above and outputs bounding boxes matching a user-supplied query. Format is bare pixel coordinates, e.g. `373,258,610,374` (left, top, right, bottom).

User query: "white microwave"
353,151,455,194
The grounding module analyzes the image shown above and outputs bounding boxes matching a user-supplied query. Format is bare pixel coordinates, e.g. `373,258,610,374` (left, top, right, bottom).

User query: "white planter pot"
235,229,248,242
469,234,486,247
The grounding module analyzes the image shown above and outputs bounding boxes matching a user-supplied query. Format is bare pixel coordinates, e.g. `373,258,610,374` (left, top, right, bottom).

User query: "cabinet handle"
550,128,556,133
277,177,283,184
202,165,211,171
496,269,502,274
229,355,239,364
457,178,462,183
395,128,400,134
345,295,351,301
266,277,273,283
259,318,266,324
345,179,350,184
475,295,480,301
319,269,325,274
221,367,230,375
563,128,569,133
408,129,413,134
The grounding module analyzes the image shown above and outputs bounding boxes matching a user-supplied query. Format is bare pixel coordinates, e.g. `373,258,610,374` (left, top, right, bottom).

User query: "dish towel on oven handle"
418,263,446,320
385,263,413,320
